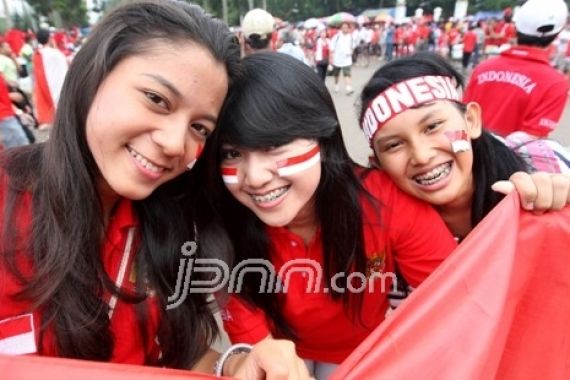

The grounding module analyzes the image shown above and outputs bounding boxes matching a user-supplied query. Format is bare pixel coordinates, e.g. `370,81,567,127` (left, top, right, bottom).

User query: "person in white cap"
241,8,275,55
464,0,569,139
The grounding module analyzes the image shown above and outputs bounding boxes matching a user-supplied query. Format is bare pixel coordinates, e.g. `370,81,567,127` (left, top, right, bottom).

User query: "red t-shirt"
463,31,477,53
0,76,15,121
221,170,456,363
0,175,161,363
464,45,569,137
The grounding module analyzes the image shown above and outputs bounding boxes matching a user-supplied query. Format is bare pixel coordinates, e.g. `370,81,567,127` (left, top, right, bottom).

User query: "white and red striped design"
0,314,37,355
186,144,204,170
361,75,462,145
221,167,239,184
276,145,321,177
444,130,471,153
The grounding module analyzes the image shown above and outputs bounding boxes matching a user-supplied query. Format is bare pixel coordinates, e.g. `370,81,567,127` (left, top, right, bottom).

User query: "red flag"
32,50,55,125
332,193,570,380
0,353,219,379
0,314,36,355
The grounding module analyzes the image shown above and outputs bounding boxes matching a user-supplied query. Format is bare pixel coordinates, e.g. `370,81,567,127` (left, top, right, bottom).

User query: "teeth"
127,147,164,173
414,163,451,185
251,187,288,203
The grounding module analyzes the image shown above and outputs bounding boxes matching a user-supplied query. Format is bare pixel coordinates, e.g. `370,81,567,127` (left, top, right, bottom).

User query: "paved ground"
326,59,570,166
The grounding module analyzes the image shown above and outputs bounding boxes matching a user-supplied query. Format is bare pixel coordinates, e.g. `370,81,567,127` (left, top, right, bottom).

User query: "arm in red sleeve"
384,183,457,288
220,295,271,345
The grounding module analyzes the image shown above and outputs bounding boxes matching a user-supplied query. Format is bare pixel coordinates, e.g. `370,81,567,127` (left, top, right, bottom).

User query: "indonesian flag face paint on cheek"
221,167,239,184
186,144,204,170
444,130,471,153
276,145,321,177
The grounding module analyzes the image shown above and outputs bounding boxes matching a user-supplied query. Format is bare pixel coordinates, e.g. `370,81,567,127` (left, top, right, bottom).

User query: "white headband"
361,75,461,145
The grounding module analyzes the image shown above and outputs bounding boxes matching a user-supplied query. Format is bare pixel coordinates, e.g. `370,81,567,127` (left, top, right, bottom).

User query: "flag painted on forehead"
361,75,461,146
186,144,204,170
444,130,471,153
221,167,239,184
276,145,321,177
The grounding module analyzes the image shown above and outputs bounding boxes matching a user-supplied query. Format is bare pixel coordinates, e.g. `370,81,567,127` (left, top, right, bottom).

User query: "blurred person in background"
241,8,275,56
464,0,569,139
33,28,68,129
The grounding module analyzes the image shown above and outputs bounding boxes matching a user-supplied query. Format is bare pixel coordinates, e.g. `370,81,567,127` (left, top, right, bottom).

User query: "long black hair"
1,0,240,369
359,52,525,227
204,52,373,339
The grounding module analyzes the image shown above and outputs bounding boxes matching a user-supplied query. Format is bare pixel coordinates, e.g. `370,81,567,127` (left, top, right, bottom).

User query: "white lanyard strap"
107,227,135,320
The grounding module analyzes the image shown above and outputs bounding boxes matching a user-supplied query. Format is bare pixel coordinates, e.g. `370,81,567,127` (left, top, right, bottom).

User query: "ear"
464,102,482,139
368,154,381,169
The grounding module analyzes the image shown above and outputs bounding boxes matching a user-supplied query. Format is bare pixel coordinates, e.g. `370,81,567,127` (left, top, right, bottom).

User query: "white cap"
514,0,568,37
242,8,274,38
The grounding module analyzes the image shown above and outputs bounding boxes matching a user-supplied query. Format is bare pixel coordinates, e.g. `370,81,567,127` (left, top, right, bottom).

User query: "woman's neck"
437,205,472,240
435,185,475,240
98,180,120,228
286,198,318,246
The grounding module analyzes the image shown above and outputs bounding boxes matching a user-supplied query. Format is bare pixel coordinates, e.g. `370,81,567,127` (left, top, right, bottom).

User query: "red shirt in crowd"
462,30,477,53
0,176,161,362
222,170,456,363
0,76,15,121
464,45,569,137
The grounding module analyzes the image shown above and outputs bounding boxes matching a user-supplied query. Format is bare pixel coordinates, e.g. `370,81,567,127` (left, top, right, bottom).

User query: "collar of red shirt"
106,198,138,250
500,45,550,64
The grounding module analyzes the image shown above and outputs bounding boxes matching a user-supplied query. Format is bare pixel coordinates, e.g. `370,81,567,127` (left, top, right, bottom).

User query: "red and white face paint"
221,167,239,184
186,144,204,170
220,139,322,228
444,130,471,153
361,75,461,145
276,145,321,177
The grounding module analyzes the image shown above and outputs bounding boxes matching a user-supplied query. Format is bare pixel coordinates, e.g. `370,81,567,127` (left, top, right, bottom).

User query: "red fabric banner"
2,193,568,379
332,193,570,379
0,354,220,379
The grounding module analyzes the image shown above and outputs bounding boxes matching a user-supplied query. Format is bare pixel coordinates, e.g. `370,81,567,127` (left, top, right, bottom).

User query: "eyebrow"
414,103,439,125
142,73,182,98
142,73,218,124
374,104,440,148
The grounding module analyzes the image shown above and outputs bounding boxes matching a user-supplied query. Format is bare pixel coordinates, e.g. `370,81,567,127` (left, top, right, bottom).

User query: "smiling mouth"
249,186,290,204
413,162,452,186
127,146,167,174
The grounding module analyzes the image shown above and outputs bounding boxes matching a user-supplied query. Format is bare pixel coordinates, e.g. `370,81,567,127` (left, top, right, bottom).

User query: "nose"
242,154,275,188
410,140,436,166
152,116,189,158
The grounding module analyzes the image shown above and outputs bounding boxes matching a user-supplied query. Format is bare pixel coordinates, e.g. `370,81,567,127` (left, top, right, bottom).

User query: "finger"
508,171,538,210
491,180,515,195
529,172,553,211
295,357,312,380
550,174,570,210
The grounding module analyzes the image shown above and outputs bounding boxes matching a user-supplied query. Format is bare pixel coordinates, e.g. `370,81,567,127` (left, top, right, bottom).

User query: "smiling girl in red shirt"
0,2,309,378
201,52,457,378
359,52,570,241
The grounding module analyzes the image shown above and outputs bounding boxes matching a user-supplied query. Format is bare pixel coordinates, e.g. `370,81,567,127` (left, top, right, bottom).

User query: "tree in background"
27,0,88,28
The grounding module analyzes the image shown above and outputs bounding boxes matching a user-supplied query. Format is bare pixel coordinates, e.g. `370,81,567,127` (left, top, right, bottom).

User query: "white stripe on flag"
277,153,321,177
0,314,37,355
451,140,471,153
222,175,239,184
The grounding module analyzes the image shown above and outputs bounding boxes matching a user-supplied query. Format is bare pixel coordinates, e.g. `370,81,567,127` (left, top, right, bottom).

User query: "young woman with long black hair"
199,52,457,378
0,2,309,378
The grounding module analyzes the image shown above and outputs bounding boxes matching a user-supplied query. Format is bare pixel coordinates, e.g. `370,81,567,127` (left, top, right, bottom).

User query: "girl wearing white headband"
359,52,570,241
